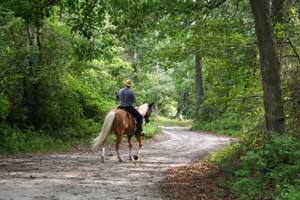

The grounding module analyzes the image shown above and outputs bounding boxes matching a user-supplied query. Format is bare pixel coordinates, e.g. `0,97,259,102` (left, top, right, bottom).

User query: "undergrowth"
154,115,192,127
192,113,242,137
0,120,100,155
144,120,162,138
210,129,300,200
0,116,162,155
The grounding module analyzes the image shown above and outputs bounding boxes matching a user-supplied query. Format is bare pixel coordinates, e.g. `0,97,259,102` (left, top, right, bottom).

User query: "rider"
117,79,144,136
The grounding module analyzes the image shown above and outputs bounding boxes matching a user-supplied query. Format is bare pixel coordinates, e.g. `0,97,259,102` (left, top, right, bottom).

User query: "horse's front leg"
115,134,123,162
127,135,133,161
135,135,143,160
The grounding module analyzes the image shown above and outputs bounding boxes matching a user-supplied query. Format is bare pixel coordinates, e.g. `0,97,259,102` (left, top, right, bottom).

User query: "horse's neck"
137,104,148,116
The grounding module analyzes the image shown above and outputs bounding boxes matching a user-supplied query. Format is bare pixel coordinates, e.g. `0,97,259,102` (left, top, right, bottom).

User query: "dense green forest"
1,0,300,199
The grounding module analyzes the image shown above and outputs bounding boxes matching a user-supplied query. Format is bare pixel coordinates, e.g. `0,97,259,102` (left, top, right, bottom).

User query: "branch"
287,37,300,65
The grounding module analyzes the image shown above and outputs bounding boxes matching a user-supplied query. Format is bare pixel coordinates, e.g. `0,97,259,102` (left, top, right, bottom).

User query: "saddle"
118,108,137,136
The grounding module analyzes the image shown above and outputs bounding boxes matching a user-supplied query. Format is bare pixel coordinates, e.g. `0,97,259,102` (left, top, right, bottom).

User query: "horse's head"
144,102,155,123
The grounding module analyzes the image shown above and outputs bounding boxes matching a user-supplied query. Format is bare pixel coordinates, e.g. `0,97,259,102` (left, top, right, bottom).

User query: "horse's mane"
137,103,149,116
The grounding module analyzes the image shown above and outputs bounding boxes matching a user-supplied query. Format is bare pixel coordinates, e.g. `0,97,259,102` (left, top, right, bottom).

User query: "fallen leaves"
160,161,236,200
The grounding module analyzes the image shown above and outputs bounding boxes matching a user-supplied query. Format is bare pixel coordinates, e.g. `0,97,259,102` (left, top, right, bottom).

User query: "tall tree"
195,51,204,106
250,0,285,133
272,0,291,71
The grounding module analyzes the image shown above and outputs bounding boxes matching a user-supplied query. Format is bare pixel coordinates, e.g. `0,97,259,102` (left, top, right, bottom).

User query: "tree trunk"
271,0,289,23
271,0,291,72
125,45,139,80
26,26,38,127
195,51,204,105
175,88,190,119
250,0,285,133
25,24,44,129
131,48,138,80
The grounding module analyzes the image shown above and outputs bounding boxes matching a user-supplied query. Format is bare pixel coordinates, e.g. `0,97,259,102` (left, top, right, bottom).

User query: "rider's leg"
126,106,143,135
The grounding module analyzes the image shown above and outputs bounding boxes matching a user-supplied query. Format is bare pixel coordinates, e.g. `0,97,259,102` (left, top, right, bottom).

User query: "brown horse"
92,103,154,162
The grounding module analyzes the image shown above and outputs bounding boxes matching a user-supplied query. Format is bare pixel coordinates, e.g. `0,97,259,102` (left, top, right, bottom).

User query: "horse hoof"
119,159,123,162
133,155,139,160
129,156,133,161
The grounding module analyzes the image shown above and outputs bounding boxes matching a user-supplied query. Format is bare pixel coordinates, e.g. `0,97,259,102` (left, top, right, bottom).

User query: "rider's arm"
132,92,136,103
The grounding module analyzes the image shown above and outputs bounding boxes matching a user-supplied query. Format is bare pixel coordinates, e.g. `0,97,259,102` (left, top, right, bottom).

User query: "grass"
154,115,192,127
0,121,99,155
0,129,80,155
192,113,242,137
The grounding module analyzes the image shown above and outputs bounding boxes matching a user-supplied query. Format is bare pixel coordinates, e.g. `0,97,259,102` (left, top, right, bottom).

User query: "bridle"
144,108,151,123
144,104,153,123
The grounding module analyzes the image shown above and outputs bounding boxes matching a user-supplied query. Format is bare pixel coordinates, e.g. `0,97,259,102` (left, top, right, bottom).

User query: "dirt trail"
0,126,232,200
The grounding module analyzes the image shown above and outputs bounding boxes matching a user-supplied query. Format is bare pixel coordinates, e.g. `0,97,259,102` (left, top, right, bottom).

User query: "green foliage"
211,130,300,200
143,120,161,139
210,142,242,168
275,185,300,200
0,2,142,154
0,94,10,120
233,135,300,199
193,112,243,136
154,115,192,127
0,119,100,154
0,125,69,154
135,68,178,117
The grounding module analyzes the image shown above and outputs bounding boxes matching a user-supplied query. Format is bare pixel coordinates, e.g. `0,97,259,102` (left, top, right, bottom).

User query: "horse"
92,103,154,162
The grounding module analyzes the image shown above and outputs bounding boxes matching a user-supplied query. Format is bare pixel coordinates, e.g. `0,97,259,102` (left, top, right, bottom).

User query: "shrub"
193,112,242,136
212,132,300,200
0,125,70,154
144,121,161,138
0,94,10,120
275,185,300,200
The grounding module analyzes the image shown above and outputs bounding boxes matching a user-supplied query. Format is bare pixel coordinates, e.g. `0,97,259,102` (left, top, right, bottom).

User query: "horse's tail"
91,111,115,151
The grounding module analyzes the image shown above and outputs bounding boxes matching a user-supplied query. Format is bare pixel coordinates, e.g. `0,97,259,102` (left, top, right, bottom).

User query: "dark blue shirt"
117,88,136,106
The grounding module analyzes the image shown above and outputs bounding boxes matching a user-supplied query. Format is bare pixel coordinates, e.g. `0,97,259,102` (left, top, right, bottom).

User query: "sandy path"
0,126,232,200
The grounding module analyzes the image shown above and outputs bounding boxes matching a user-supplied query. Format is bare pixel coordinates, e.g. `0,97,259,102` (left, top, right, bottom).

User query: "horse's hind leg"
135,135,143,160
115,134,123,162
101,146,105,163
127,135,133,161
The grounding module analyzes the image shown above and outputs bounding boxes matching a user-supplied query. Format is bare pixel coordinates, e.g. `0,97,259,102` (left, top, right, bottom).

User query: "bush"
0,94,10,120
0,119,101,154
0,125,70,154
275,185,300,200
212,131,300,200
193,112,242,136
144,121,161,138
